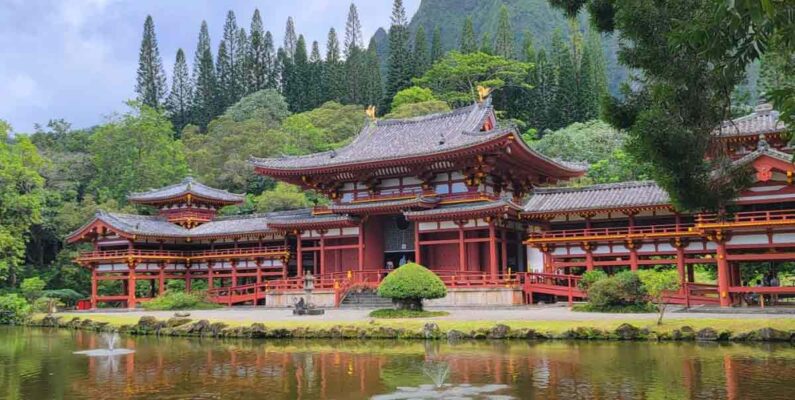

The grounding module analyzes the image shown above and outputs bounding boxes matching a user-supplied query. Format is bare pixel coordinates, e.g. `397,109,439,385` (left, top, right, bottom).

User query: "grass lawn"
47,312,795,336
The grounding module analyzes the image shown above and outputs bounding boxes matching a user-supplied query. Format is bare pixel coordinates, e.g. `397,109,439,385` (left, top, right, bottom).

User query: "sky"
0,0,421,133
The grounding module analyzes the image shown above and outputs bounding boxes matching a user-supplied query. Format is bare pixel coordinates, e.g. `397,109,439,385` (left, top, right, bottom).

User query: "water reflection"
0,327,794,399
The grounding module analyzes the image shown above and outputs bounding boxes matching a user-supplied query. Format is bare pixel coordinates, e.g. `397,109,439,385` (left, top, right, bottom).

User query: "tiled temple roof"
523,181,671,216
128,177,245,204
403,199,522,221
329,195,440,214
250,100,584,175
715,103,787,138
731,139,793,167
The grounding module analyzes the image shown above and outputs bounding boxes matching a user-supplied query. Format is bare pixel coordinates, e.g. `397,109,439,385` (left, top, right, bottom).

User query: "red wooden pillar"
185,267,192,293
414,224,421,265
500,228,508,274
457,222,466,272
256,260,263,284
358,223,365,271
584,243,594,271
628,241,639,272
319,231,326,275
675,245,686,292
158,263,165,295
296,232,304,276
207,262,214,289
127,262,137,309
90,264,98,309
716,240,731,307
231,259,238,287
488,220,498,279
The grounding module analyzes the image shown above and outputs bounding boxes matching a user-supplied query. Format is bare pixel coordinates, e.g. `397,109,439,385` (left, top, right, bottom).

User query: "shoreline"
20,307,795,342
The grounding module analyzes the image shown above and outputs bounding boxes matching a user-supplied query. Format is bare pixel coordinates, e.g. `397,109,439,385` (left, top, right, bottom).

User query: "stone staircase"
339,288,393,308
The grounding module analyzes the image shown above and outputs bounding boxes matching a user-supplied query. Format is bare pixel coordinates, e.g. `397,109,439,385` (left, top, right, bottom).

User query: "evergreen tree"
344,3,363,57
283,17,297,59
285,35,310,112
344,4,366,104
363,37,383,107
221,11,244,104
135,15,167,108
459,17,477,54
246,9,270,92
480,32,493,55
263,31,277,89
308,41,325,109
430,25,443,65
191,20,219,130
521,30,535,62
528,48,556,134
413,26,430,77
165,49,193,134
585,27,608,113
494,5,515,59
215,39,232,110
234,28,249,94
275,47,289,92
550,29,576,129
323,28,346,102
383,0,413,111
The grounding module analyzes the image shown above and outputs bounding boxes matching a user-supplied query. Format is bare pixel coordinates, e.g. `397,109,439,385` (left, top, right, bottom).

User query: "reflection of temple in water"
68,333,794,400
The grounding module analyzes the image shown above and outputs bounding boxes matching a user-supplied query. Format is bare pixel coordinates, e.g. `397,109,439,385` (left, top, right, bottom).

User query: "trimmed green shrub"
586,271,648,311
578,270,608,290
0,294,32,324
20,277,46,302
142,291,220,310
377,263,447,311
41,289,84,306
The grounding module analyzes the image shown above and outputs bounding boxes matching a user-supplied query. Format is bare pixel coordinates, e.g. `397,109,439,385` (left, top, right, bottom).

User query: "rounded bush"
377,263,447,310
586,271,647,310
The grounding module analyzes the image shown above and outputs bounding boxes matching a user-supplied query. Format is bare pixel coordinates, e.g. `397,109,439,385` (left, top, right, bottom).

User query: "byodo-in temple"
68,100,793,309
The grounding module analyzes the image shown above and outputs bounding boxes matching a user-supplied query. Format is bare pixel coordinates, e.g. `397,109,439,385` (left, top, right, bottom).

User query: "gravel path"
76,305,795,323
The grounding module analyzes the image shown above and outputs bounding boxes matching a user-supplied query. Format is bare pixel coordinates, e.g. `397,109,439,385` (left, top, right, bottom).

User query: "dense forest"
0,0,792,298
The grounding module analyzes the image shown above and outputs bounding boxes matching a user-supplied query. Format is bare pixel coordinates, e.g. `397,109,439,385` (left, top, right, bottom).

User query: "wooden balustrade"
77,246,288,262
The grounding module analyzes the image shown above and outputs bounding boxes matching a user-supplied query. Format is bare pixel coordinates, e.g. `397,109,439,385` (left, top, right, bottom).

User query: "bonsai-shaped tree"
638,269,681,325
377,263,447,311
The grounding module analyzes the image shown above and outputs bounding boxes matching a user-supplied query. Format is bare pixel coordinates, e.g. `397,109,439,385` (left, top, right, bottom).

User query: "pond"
1,326,793,399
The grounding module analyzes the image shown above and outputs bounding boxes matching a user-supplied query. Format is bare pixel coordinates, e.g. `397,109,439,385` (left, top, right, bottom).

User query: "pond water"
1,326,794,399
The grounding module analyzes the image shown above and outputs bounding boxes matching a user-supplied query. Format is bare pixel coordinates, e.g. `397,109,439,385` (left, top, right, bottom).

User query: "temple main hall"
69,100,793,308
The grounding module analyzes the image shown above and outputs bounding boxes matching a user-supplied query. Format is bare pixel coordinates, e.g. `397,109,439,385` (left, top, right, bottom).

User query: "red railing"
159,209,216,220
527,223,695,242
521,272,584,305
77,246,288,261
697,209,795,225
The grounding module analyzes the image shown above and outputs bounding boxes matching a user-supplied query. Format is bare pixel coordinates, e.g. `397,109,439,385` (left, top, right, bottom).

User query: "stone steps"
340,290,393,309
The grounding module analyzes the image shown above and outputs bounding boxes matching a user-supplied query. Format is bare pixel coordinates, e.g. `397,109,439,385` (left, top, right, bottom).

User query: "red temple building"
69,101,792,308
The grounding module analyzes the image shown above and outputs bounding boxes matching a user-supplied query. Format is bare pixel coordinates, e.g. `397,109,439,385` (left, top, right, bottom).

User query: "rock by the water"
488,324,510,339
696,328,719,341
614,323,640,340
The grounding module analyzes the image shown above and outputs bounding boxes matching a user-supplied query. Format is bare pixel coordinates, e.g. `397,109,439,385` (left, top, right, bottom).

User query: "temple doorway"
383,215,415,269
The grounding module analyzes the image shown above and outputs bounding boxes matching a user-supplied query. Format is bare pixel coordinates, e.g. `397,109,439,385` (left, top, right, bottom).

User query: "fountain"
73,332,135,357
372,361,513,400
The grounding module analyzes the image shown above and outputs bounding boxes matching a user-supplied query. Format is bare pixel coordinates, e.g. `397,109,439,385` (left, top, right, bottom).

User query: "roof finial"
477,85,492,103
365,105,377,123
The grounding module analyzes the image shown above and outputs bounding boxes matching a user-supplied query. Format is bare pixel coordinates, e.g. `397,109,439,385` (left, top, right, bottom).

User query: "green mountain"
374,0,627,95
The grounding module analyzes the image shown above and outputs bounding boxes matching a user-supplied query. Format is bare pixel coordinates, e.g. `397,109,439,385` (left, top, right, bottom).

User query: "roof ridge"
376,102,481,126
128,177,245,199
533,181,659,194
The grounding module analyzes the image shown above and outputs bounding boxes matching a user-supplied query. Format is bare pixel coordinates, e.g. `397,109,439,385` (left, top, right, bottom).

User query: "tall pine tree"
166,48,193,134
234,28,249,95
324,28,346,102
549,29,576,129
413,26,430,77
363,37,383,107
494,5,514,59
215,39,232,110
246,9,270,92
430,25,443,65
263,31,277,89
460,17,477,54
308,41,325,108
383,0,412,111
285,35,310,112
283,17,297,59
480,32,493,55
191,20,219,130
220,11,244,105
344,3,366,104
135,15,167,108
